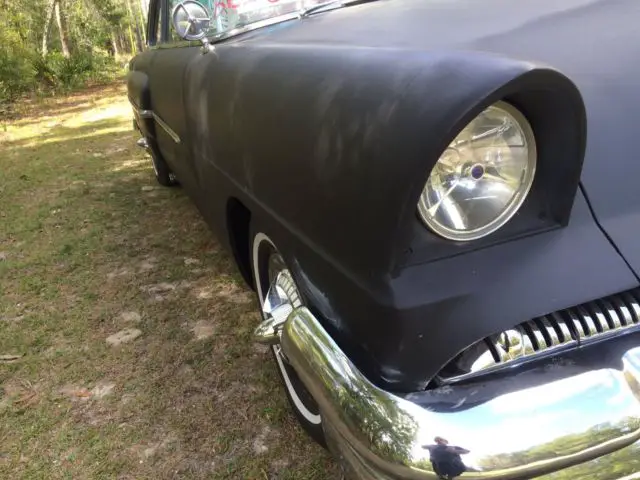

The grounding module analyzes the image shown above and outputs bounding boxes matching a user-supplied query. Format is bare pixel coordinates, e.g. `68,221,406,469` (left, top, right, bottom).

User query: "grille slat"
554,310,578,343
577,306,600,336
543,314,566,343
610,302,624,326
531,321,549,350
565,308,585,340
550,312,578,343
595,300,622,331
521,323,541,350
438,288,640,384
611,297,632,326
623,292,640,323
539,316,560,346
484,337,502,363
593,301,611,330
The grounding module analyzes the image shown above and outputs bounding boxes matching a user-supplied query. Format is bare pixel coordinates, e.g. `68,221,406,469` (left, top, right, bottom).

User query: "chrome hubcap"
255,267,302,345
264,268,302,316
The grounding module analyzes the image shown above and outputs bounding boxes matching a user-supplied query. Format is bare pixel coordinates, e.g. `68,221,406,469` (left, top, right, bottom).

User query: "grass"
0,84,341,479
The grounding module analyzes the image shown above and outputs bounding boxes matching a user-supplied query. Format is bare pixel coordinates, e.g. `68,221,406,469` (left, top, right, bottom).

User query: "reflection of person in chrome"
423,436,470,479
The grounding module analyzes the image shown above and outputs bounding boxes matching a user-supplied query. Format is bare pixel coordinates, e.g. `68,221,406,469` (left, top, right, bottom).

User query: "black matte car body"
127,0,640,478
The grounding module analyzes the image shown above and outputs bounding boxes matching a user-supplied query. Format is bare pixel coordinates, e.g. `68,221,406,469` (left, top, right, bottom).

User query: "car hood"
248,0,640,276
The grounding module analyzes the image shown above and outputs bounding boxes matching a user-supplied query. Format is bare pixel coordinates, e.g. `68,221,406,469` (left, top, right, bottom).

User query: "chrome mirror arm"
200,36,214,54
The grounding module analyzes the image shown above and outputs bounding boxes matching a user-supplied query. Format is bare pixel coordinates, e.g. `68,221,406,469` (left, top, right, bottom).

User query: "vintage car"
126,0,640,478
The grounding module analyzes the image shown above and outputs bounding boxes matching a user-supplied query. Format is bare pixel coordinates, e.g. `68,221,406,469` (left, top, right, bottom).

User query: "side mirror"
171,1,211,41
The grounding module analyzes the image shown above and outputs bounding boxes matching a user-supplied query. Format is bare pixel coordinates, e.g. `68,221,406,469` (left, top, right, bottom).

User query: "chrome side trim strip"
127,99,177,142
281,307,640,479
128,99,154,119
151,113,181,144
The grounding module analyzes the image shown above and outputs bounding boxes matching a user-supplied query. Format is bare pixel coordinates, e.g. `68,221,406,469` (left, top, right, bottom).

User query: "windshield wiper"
299,0,377,18
299,0,345,17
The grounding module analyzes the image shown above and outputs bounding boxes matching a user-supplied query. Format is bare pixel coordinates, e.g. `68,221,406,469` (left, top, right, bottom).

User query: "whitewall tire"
251,230,326,446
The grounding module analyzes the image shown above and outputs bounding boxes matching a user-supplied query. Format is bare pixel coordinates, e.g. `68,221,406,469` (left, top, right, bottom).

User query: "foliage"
0,0,146,104
33,51,123,91
0,29,37,101
478,419,640,478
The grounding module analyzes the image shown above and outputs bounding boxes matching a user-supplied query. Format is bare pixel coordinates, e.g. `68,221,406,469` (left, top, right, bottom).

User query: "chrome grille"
438,289,640,384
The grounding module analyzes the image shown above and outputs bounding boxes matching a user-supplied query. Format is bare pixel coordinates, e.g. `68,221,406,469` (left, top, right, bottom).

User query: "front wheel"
251,228,326,447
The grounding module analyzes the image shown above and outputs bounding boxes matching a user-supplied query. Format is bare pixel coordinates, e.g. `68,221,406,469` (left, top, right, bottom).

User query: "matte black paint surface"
128,0,640,390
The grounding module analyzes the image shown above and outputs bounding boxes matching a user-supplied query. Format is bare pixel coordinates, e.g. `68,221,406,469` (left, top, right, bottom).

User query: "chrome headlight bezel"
417,101,538,242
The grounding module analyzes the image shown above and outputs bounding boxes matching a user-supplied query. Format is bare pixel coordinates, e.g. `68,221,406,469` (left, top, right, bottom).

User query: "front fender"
185,44,623,390
190,45,582,276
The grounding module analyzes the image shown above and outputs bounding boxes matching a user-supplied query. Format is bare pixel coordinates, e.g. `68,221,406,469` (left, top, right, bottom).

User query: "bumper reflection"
423,437,470,479
280,307,640,479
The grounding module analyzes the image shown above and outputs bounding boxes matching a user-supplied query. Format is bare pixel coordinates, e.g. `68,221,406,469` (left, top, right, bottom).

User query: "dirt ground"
0,84,341,479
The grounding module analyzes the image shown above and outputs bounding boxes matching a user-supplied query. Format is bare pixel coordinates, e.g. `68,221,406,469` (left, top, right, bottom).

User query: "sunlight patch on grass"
2,88,132,146
77,103,133,125
111,157,149,172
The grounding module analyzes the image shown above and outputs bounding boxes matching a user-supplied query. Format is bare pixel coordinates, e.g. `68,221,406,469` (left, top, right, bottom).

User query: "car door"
146,0,202,190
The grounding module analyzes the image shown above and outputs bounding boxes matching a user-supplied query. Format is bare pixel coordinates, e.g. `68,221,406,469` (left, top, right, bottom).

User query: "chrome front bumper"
279,307,640,479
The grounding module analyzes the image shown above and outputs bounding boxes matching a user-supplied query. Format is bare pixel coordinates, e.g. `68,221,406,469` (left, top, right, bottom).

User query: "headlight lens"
418,101,537,241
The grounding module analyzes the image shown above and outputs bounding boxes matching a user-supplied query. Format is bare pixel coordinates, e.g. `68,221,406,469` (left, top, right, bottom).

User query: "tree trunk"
135,1,147,46
134,20,144,51
118,31,130,55
127,24,137,54
117,33,126,55
42,0,57,56
126,0,144,52
110,31,120,57
54,0,71,58
139,0,149,23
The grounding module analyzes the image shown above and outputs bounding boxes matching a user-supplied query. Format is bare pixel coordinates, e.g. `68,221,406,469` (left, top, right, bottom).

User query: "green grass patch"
0,84,340,479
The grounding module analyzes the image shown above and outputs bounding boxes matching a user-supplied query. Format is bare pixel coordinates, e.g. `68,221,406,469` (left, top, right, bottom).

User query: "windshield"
191,0,335,37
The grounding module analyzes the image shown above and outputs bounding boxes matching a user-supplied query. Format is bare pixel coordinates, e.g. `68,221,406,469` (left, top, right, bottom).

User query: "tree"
2,0,149,103
125,0,145,52
54,0,71,57
42,0,56,56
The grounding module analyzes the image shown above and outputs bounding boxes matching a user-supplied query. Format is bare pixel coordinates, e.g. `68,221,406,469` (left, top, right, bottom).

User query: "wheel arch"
226,197,254,289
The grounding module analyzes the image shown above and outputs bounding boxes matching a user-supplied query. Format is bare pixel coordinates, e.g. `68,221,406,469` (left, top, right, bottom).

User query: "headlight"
418,101,537,241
